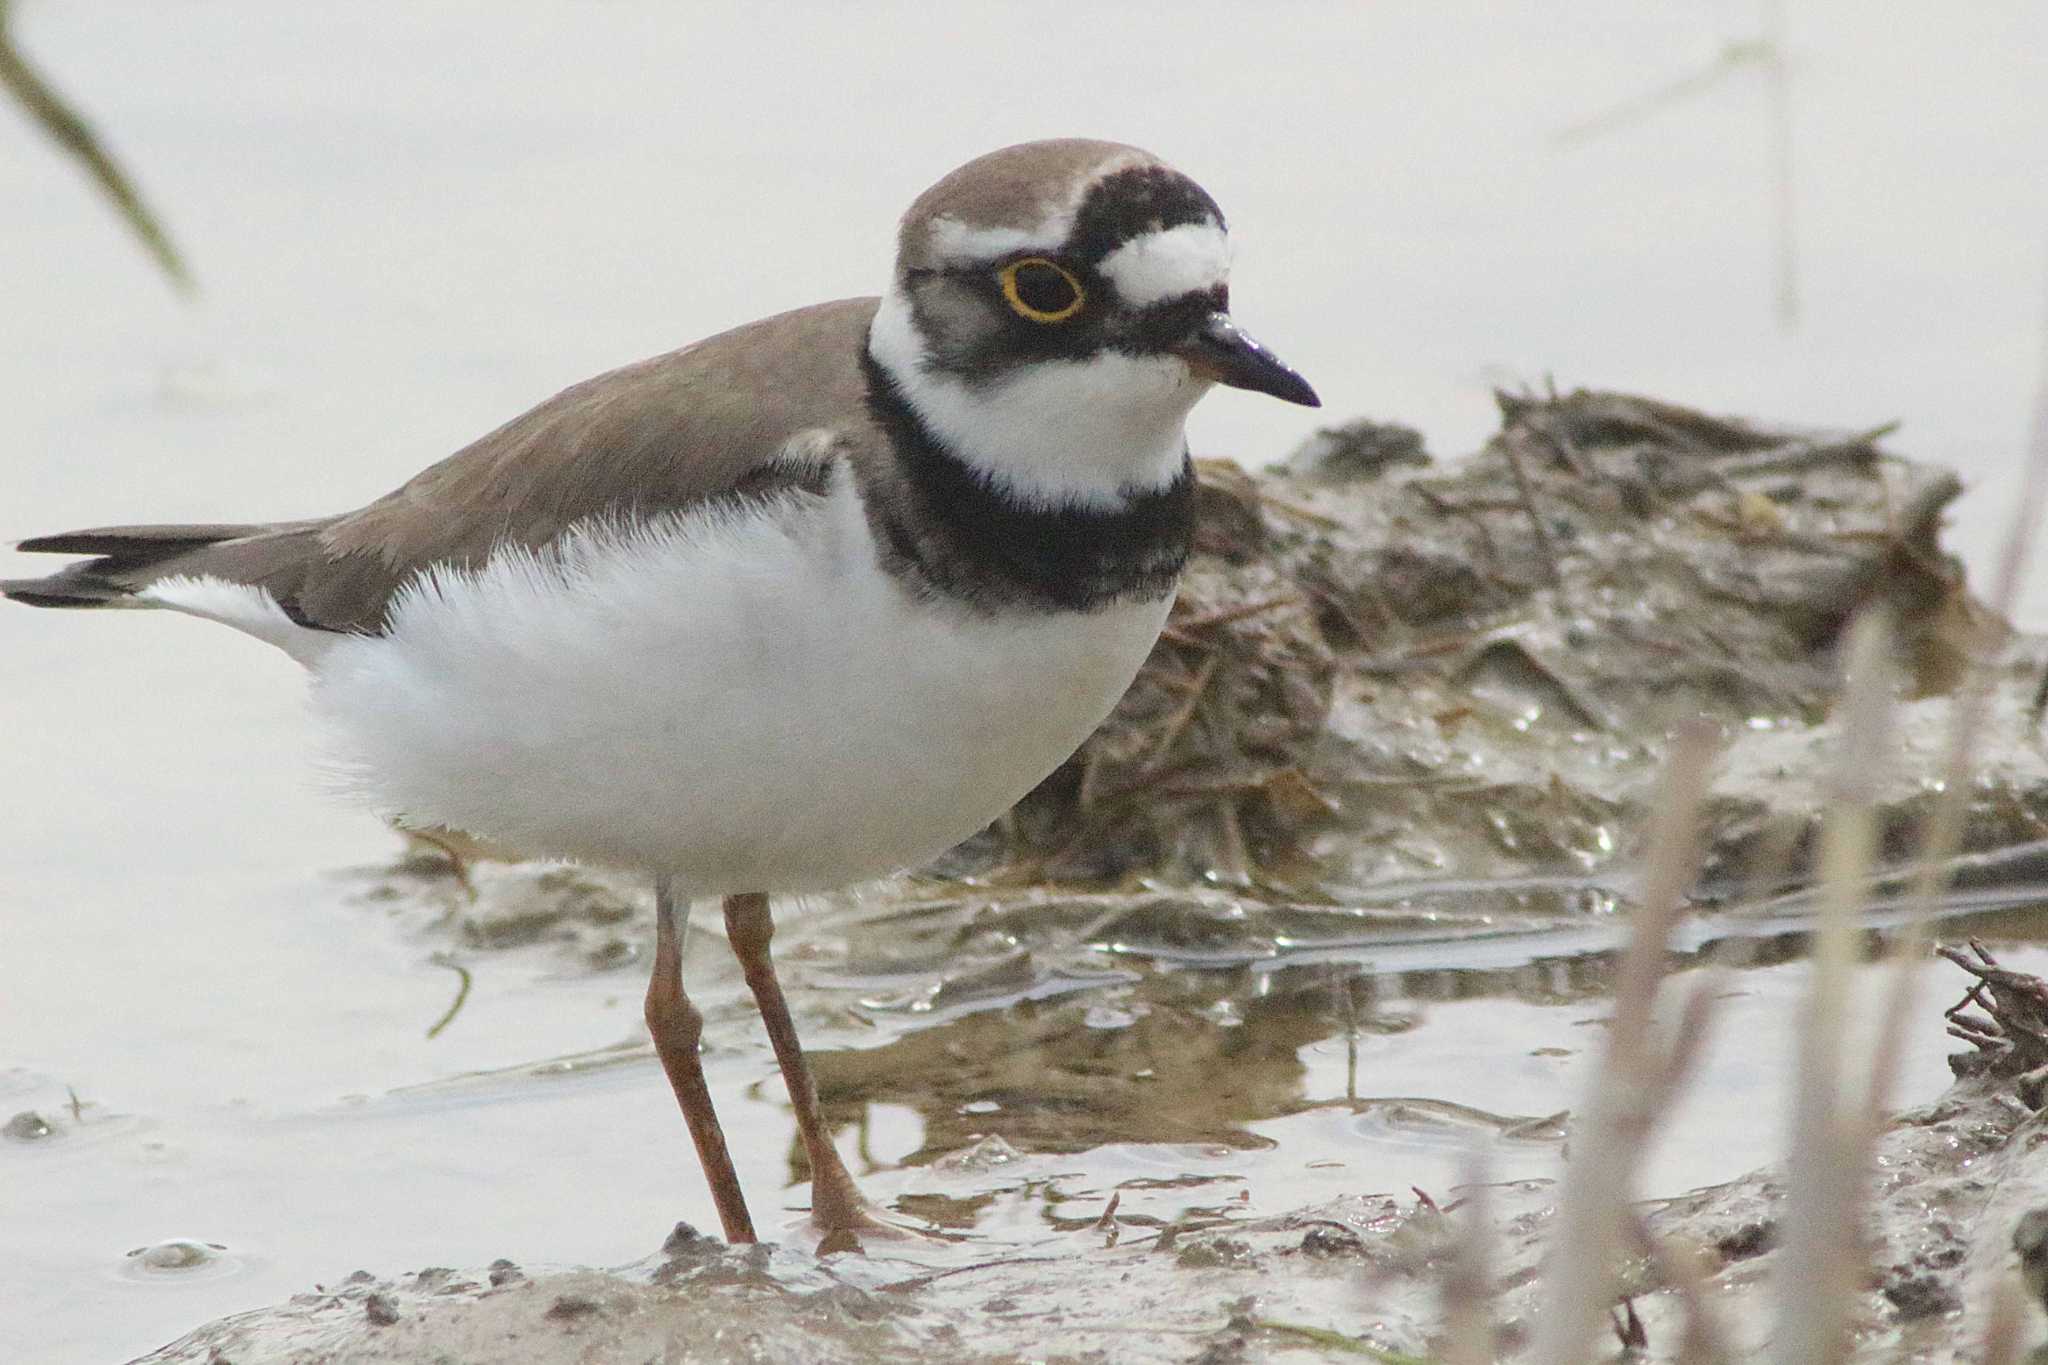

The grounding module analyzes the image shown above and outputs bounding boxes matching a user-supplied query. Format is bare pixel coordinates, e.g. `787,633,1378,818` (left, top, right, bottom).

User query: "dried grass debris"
980,388,1998,891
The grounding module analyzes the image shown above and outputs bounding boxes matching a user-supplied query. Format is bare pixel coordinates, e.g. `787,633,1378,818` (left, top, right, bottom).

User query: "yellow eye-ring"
999,257,1086,323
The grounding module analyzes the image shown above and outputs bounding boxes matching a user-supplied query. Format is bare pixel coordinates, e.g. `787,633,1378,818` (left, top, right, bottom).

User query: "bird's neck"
857,336,1194,614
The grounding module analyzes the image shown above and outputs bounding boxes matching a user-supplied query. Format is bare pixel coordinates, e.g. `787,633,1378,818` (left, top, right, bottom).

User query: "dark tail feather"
6,522,266,610
1,575,129,608
16,523,262,557
4,561,150,610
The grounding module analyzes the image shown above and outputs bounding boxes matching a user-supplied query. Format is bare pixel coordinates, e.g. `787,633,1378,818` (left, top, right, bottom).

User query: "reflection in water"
818,975,1324,1161
374,860,2048,1207
787,882,2048,1229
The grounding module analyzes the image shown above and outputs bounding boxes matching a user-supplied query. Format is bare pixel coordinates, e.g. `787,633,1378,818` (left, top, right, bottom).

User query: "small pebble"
932,1133,1020,1173
1176,1236,1252,1269
1882,1270,1960,1321
662,1221,710,1255
1716,1219,1778,1262
2,1111,52,1141
1300,1224,1366,1257
2013,1208,2048,1310
544,1294,600,1320
128,1240,222,1272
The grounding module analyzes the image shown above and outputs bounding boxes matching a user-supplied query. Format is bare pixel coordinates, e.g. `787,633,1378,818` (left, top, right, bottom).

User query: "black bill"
1178,313,1320,407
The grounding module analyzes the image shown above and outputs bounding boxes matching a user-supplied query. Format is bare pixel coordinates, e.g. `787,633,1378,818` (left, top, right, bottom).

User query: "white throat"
868,287,1204,510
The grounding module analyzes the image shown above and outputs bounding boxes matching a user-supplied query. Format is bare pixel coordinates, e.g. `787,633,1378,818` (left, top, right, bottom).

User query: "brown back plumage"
6,298,882,633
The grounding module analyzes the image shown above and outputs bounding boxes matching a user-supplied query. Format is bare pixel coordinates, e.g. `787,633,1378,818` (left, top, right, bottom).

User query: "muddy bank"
142,950,2048,1365
985,389,1991,892
119,392,2048,1362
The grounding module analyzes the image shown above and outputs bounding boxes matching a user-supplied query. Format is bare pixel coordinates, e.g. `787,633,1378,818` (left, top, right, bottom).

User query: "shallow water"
9,856,2048,1363
5,3,2048,1360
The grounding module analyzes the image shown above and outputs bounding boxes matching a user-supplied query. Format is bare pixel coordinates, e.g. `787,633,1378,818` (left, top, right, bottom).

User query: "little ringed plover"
4,138,1320,1244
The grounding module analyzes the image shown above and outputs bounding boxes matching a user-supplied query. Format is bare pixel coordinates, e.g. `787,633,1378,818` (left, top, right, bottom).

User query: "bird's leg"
644,876,756,1244
722,892,874,1237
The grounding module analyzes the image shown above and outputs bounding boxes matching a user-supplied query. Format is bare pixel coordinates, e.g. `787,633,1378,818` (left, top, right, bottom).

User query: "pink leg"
722,892,874,1236
644,877,756,1244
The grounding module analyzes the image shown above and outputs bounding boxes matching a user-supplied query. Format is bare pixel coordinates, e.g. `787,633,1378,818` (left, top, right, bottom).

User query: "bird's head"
869,139,1318,507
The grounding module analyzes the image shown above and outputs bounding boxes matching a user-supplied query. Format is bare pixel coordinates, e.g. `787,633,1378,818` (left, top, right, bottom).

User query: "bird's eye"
999,258,1086,323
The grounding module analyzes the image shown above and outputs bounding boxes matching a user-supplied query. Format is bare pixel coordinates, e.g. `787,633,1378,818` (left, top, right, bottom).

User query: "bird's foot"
807,1178,930,1255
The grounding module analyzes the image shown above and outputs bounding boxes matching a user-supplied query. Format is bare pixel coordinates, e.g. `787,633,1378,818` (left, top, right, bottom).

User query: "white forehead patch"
927,212,1076,268
1098,221,1231,307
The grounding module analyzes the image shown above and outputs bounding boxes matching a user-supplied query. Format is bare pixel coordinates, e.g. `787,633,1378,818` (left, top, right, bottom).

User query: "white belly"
309,477,1169,894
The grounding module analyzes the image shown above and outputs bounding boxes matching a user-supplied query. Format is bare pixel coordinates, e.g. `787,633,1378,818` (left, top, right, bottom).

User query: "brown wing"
6,298,882,633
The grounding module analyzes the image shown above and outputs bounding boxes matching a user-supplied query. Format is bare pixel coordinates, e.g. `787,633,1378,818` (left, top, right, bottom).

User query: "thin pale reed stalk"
0,0,193,291
1438,1153,1495,1365
1529,720,1720,1365
1751,216,2048,1365
1863,249,2048,1127
1627,1208,1733,1365
1770,614,1895,1365
1977,1274,2028,1365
